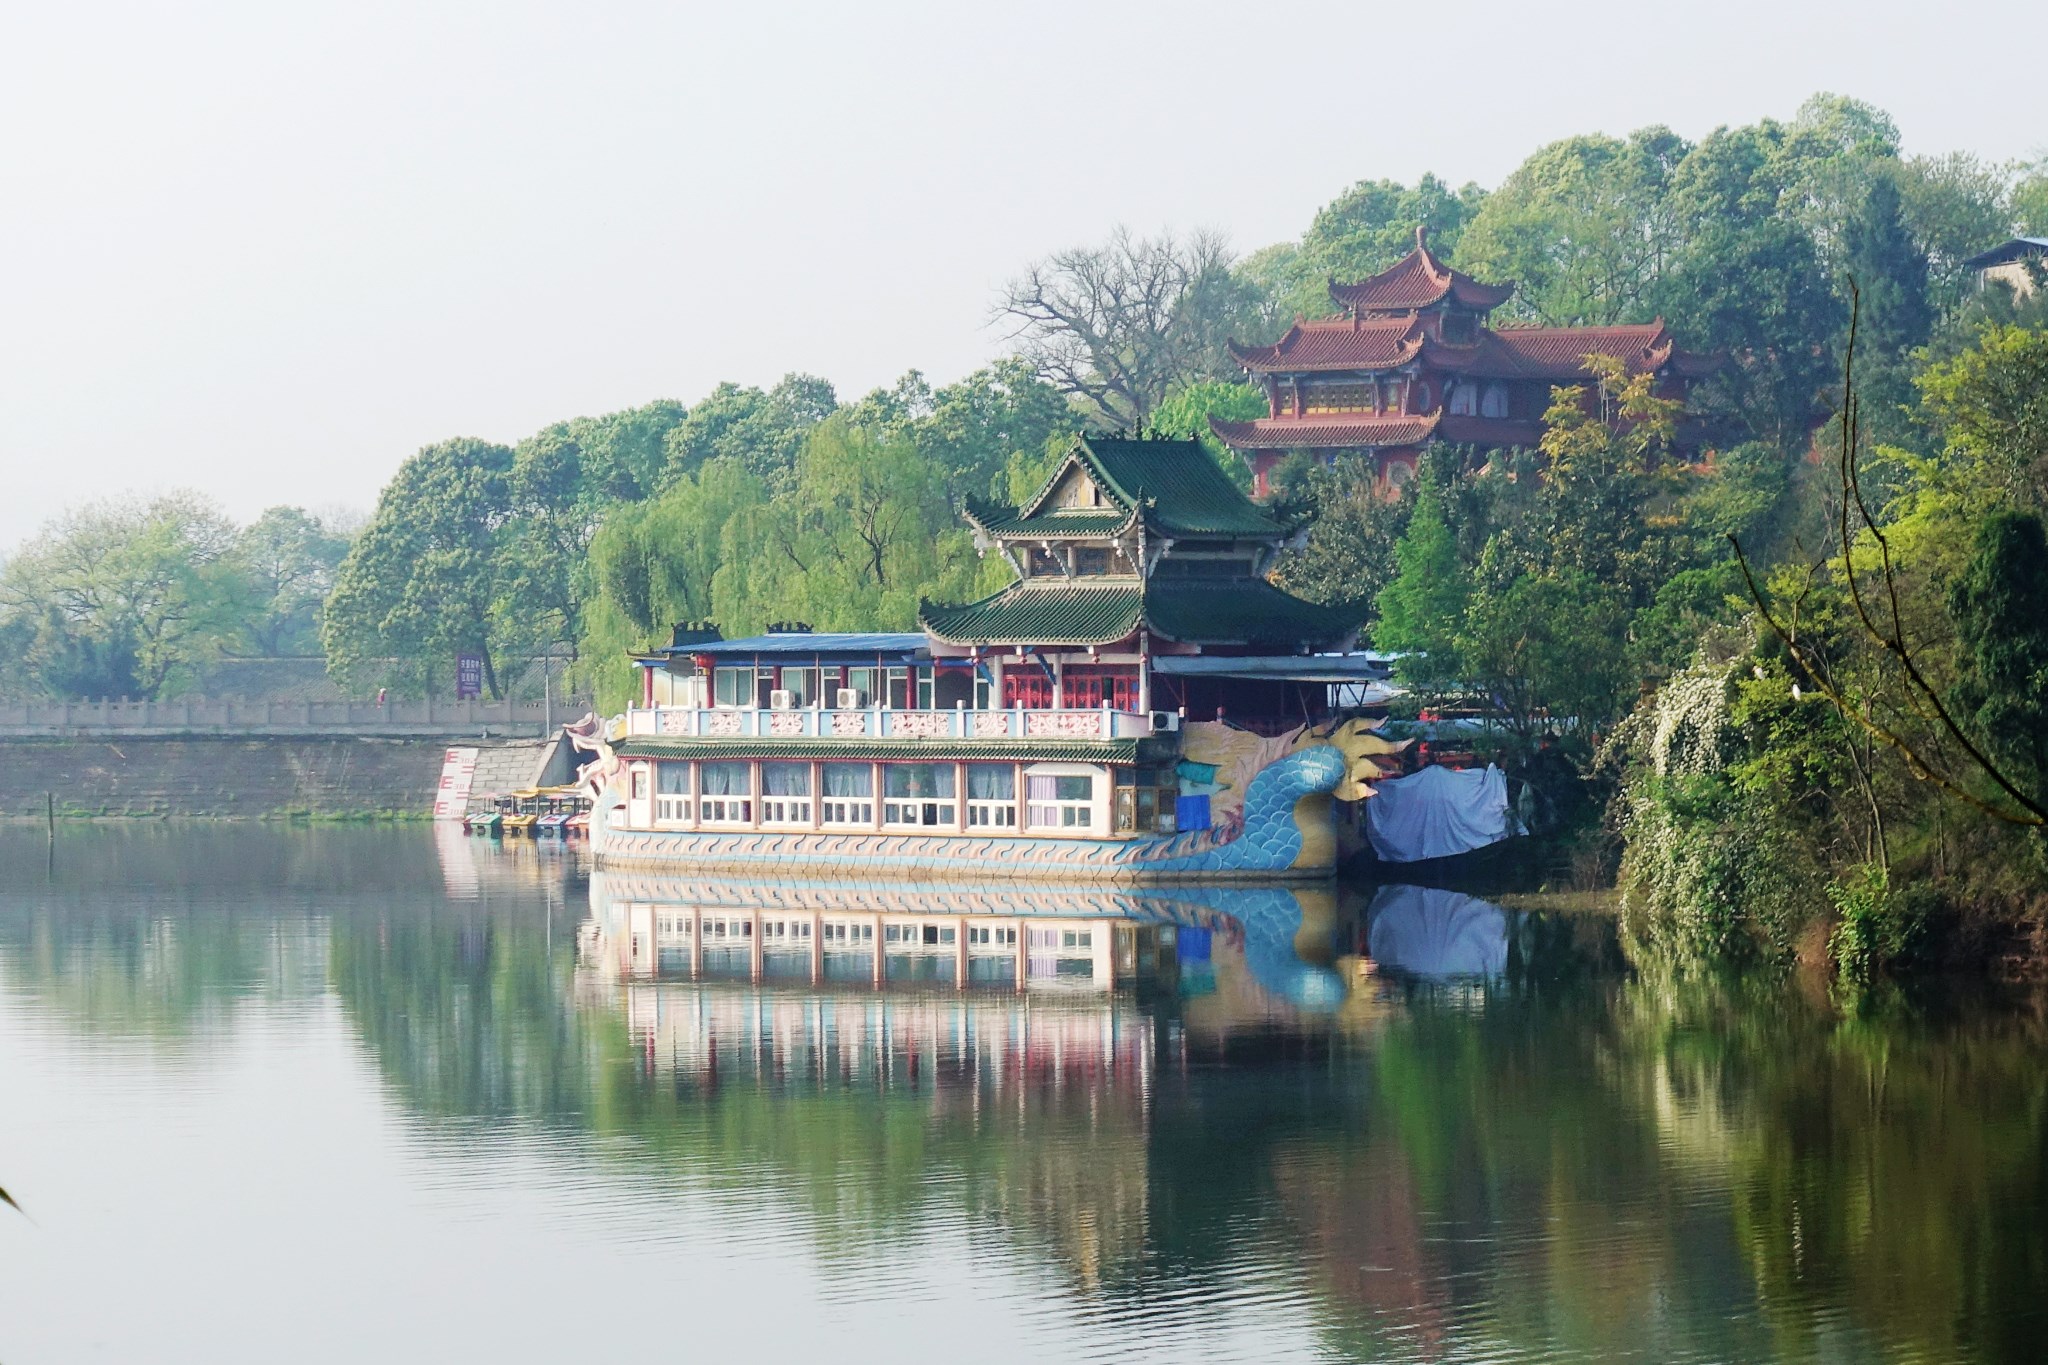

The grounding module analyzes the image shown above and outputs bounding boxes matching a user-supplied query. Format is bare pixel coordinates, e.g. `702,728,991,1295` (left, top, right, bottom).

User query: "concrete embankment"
0,736,548,819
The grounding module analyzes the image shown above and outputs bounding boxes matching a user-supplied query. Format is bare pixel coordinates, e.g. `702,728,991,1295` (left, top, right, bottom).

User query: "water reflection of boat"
582,872,1350,1012
1364,884,1509,982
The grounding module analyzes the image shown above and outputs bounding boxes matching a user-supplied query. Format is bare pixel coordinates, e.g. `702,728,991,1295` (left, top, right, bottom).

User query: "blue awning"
1151,654,1396,683
656,632,929,663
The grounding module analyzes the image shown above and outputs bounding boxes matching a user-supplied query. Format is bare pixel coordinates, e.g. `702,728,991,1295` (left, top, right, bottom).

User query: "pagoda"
931,435,1356,666
1212,228,1719,495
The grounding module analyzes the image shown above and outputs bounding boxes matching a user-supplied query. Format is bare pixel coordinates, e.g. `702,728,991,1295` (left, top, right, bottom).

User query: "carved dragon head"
1290,716,1410,801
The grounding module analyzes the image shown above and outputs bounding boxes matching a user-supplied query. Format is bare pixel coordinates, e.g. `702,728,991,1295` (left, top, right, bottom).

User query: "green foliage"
1251,174,1488,318
1616,660,1820,962
1946,510,2048,808
1146,381,1264,491
577,421,984,710
227,507,352,658
1457,568,1633,744
1373,482,1468,691
0,493,246,699
1269,454,1411,607
1915,324,2048,513
1827,863,1931,984
1459,129,1688,325
322,438,518,698
660,374,837,491
2015,163,2048,236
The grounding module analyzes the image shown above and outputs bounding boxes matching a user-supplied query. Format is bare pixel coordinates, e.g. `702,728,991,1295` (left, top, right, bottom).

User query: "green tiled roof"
919,580,1363,649
1146,581,1364,647
1074,437,1289,537
961,501,1136,540
971,437,1300,543
616,736,1141,764
921,584,1144,645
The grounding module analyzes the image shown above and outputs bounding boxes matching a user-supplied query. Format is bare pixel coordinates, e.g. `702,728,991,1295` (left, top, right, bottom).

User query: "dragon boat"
581,436,1408,883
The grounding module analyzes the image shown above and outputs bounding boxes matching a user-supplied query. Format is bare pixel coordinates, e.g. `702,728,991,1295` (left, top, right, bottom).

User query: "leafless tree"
996,226,1257,428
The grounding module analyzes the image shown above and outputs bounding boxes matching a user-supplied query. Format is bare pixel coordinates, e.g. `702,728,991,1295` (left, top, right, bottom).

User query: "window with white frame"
714,667,753,708
699,762,753,824
965,763,1017,828
820,763,874,825
655,762,692,824
760,761,812,824
778,668,817,708
1027,772,1095,829
967,925,1017,948
842,667,877,708
882,763,957,828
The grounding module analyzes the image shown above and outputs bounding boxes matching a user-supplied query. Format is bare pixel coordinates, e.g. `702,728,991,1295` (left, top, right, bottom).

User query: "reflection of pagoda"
1212,228,1719,495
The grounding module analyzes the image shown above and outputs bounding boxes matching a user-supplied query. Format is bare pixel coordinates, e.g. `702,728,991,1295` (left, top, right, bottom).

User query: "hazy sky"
2,0,2040,550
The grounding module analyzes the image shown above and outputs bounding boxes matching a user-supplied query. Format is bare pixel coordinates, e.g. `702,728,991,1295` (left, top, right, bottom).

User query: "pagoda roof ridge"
1422,319,1720,380
1328,233,1515,315
1227,314,1426,374
918,578,1364,650
1002,435,1293,539
1209,409,1443,451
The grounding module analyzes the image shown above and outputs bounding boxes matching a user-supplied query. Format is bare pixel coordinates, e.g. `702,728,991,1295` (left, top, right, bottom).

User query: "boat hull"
593,745,1350,884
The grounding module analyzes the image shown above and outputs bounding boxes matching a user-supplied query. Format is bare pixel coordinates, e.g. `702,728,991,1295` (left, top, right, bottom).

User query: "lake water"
0,826,2042,1364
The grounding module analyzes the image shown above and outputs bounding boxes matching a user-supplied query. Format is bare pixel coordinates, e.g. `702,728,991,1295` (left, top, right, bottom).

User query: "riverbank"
0,736,547,819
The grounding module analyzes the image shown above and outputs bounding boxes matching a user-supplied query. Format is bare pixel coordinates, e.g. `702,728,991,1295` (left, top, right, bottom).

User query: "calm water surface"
0,826,2042,1364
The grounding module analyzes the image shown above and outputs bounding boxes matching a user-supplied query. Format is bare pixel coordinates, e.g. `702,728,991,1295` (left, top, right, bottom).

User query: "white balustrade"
621,705,1155,741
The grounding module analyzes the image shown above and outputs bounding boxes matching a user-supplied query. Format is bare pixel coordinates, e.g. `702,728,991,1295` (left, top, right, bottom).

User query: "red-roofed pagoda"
1213,228,1719,495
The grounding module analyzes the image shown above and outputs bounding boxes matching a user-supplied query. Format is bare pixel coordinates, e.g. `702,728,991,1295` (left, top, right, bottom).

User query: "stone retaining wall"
0,737,547,819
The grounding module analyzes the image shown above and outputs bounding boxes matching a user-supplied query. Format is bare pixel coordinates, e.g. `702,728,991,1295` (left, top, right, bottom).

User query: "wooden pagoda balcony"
620,703,1158,742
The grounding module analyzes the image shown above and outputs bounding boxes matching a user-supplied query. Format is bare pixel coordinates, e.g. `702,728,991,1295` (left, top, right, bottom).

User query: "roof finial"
1415,223,1429,252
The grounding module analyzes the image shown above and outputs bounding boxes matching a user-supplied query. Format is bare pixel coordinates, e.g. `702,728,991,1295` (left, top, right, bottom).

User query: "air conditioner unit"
769,689,794,710
1148,710,1182,732
835,688,866,709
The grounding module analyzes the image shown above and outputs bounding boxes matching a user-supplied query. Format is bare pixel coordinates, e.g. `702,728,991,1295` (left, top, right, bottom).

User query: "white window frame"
698,761,754,825
882,762,958,830
760,761,813,826
965,762,1018,829
819,762,875,827
654,761,692,826
713,666,754,708
1024,762,1102,832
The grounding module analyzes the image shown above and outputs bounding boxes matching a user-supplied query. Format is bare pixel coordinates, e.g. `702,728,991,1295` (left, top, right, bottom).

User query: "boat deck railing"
622,703,1159,742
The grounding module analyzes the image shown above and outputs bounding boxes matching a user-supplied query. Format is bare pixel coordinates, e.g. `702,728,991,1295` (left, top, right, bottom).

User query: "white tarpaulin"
1366,884,1509,980
1365,763,1516,862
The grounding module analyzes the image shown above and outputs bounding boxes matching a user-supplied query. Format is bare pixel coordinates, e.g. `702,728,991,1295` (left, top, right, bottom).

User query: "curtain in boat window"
762,762,810,796
822,763,872,797
701,762,751,796
884,763,955,798
967,764,1014,801
657,763,691,794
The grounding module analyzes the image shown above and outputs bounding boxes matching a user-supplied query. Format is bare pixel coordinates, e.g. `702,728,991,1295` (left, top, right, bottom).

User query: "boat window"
714,667,752,708
883,763,958,829
966,764,1017,828
778,667,817,708
820,763,874,825
655,763,692,824
700,762,753,824
1027,773,1094,830
761,762,812,824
